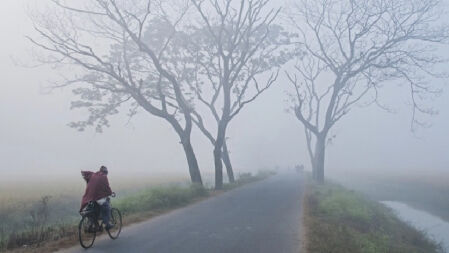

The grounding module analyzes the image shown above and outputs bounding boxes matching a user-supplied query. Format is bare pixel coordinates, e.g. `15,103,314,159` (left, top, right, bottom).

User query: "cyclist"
80,166,115,230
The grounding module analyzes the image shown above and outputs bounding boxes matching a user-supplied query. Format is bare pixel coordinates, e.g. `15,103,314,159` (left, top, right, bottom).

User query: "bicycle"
78,193,122,249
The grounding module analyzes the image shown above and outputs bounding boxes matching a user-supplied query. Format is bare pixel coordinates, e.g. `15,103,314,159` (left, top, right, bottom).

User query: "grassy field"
0,172,190,251
303,179,444,253
0,171,273,252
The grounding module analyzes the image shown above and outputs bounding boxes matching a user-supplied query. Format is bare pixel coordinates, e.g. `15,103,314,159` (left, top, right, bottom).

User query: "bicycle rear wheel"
107,208,122,239
78,215,96,249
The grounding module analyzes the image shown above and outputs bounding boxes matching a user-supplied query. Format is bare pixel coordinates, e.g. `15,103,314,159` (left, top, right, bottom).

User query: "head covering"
100,166,108,174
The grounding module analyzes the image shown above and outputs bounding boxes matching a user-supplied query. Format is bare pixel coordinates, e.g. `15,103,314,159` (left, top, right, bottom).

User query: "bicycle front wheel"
78,215,96,249
107,208,122,239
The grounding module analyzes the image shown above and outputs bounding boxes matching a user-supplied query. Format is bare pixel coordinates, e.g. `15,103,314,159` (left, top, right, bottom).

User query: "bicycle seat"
80,201,99,215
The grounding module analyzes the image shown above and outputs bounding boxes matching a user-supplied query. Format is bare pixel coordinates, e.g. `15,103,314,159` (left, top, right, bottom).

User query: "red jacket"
80,171,112,211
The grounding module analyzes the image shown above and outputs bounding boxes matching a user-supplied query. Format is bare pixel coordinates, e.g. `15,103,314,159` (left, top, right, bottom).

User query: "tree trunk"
312,161,317,181
312,134,326,184
214,117,229,189
181,137,203,185
222,141,235,183
214,144,223,189
137,97,203,186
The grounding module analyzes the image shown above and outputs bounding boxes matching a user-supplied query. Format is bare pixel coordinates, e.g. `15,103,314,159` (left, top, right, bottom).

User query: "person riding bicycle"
80,166,114,230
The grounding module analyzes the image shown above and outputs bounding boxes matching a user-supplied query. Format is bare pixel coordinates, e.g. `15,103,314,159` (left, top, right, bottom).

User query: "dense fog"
0,0,448,184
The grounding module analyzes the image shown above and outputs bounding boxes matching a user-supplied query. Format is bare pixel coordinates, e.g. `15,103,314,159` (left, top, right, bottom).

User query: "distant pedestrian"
295,164,304,173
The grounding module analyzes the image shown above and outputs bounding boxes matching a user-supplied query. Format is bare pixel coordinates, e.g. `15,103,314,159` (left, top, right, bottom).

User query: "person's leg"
101,200,112,228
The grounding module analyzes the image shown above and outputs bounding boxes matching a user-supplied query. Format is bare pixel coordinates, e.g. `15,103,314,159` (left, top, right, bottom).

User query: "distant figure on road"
80,166,114,230
295,164,304,173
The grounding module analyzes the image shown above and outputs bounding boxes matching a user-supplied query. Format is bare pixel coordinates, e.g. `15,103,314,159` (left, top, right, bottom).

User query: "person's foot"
105,223,114,230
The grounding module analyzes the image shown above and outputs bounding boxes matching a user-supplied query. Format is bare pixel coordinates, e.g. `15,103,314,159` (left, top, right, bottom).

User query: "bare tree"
287,0,448,183
28,0,204,184
189,0,294,188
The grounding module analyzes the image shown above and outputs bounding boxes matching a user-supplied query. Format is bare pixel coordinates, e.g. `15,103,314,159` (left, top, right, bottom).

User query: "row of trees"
30,0,447,186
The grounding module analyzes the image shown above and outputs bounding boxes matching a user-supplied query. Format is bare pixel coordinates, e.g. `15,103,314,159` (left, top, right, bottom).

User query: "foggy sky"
1,0,448,182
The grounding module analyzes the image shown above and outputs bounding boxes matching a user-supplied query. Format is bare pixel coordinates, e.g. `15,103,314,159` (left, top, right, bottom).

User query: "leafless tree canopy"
27,0,448,185
29,0,195,131
185,0,295,187
286,0,448,182
28,0,294,187
29,0,205,184
189,0,292,122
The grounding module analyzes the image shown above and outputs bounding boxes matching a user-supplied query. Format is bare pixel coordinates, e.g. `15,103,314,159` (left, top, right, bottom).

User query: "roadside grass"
222,170,276,190
328,170,449,223
303,179,444,253
114,183,208,215
1,170,273,252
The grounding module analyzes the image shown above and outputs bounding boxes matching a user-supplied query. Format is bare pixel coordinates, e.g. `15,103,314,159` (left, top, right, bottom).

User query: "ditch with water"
382,201,449,252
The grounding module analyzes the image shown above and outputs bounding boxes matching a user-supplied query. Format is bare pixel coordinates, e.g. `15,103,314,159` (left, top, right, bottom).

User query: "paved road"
59,172,304,253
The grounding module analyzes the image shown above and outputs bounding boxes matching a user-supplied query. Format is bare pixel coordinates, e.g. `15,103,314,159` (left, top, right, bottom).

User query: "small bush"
256,170,277,178
238,172,253,180
222,170,275,190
